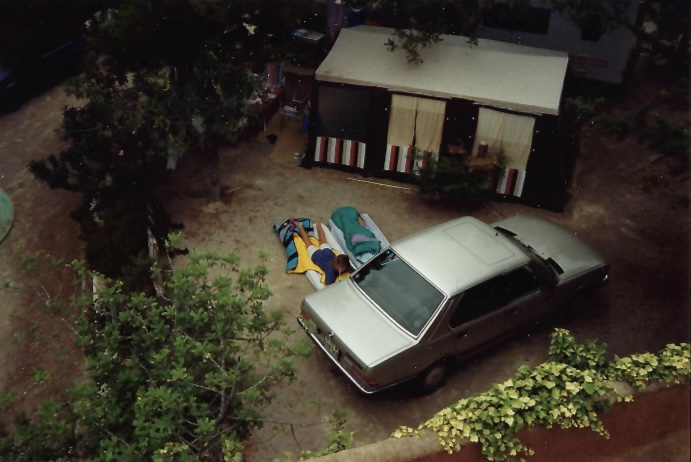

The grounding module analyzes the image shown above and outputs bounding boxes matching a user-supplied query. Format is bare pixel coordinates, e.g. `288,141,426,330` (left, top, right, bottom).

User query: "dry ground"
0,62,688,460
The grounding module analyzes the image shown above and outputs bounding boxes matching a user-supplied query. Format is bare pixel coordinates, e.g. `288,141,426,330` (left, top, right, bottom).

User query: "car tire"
417,359,448,394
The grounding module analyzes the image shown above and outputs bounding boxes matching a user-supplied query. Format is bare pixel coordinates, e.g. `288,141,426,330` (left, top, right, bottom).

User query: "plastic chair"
279,94,308,129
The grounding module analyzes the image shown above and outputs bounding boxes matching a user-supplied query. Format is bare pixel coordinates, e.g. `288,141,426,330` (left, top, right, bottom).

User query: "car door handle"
455,331,468,339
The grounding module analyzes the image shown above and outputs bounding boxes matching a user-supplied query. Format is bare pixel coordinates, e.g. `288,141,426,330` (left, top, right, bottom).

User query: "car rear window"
352,249,444,336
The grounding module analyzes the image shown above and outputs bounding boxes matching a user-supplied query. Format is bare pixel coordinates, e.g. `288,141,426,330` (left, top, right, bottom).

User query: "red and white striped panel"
495,168,526,197
326,137,343,164
384,145,414,173
314,137,366,169
314,136,327,163
414,150,437,172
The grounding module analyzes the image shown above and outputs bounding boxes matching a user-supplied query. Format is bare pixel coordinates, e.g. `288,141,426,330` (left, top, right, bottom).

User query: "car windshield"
351,249,445,336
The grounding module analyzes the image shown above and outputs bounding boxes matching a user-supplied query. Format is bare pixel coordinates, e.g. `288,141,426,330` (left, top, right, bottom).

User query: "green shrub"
393,329,690,462
562,96,606,124
0,250,312,461
647,113,690,156
413,149,505,202
592,115,630,137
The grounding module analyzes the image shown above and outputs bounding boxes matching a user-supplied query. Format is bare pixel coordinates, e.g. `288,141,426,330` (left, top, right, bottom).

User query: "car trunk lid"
493,215,606,280
303,279,414,367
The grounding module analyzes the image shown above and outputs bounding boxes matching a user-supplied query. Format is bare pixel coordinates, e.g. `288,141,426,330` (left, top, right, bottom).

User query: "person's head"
332,254,351,275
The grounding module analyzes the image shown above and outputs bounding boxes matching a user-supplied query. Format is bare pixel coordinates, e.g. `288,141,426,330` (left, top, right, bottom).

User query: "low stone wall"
314,383,689,462
313,429,441,462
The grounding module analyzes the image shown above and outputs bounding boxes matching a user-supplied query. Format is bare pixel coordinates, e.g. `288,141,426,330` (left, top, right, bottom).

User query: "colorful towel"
273,218,349,287
273,217,313,271
264,62,283,89
330,206,381,258
291,232,349,286
291,233,325,283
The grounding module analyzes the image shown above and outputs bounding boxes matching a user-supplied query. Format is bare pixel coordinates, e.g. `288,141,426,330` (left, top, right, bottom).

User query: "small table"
465,147,501,172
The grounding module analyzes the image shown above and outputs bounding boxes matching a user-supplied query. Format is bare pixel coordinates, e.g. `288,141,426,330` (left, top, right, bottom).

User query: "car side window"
450,266,544,328
501,265,545,302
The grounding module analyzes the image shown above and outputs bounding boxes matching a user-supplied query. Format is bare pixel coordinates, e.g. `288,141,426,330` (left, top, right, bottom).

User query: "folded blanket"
330,206,381,258
274,217,348,287
273,217,314,271
290,233,325,283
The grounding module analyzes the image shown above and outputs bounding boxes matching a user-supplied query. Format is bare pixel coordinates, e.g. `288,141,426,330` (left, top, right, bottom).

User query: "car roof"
390,216,529,296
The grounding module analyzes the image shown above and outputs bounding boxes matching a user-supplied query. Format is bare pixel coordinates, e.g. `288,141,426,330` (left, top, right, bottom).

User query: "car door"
448,276,515,355
448,265,547,355
501,264,555,330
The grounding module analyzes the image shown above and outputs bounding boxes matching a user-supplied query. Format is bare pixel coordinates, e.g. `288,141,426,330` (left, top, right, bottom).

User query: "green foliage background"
0,251,312,461
394,329,690,462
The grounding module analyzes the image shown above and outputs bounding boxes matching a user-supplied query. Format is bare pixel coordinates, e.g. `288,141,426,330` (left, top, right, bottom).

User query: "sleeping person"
330,206,382,261
294,221,353,285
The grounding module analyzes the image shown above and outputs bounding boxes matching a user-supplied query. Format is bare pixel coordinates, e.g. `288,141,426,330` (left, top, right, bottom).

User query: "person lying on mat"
330,206,381,260
295,221,353,285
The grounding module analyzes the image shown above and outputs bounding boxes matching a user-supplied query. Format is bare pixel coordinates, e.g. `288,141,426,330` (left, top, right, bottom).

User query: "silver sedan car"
298,215,609,394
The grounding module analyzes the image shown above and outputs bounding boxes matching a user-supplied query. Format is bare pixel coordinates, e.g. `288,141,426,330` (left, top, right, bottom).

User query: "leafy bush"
0,250,312,461
562,96,606,124
548,329,608,373
592,115,630,137
647,113,690,156
393,329,690,462
280,410,356,461
413,149,505,202
582,103,688,159
608,343,691,389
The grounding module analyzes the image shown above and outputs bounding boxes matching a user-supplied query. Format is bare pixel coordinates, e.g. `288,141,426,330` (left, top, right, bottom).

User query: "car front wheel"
417,359,448,394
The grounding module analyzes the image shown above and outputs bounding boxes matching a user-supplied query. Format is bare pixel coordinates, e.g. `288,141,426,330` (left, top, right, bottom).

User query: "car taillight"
300,306,311,321
345,355,378,387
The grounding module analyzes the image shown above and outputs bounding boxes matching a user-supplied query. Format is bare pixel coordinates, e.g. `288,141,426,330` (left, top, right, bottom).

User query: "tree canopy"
0,249,311,461
29,0,311,284
366,0,688,66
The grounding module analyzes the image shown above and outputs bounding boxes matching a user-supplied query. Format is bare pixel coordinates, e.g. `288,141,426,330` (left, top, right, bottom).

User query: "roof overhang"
316,26,569,115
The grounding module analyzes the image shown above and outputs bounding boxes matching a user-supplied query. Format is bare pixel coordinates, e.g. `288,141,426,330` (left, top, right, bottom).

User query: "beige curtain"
473,108,535,170
387,95,417,147
472,107,506,154
500,112,535,170
415,98,446,152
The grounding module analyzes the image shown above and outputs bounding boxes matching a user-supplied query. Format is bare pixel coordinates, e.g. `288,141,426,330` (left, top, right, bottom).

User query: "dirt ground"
0,62,688,461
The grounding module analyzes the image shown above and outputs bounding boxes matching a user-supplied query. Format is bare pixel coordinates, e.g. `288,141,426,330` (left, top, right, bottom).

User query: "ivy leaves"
393,329,690,462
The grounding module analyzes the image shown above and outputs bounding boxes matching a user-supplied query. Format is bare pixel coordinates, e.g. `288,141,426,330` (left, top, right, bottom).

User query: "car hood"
492,215,606,281
303,279,415,367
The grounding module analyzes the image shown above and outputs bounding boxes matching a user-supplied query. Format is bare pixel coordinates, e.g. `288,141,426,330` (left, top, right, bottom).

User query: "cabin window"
387,95,417,148
387,94,446,152
472,108,535,171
